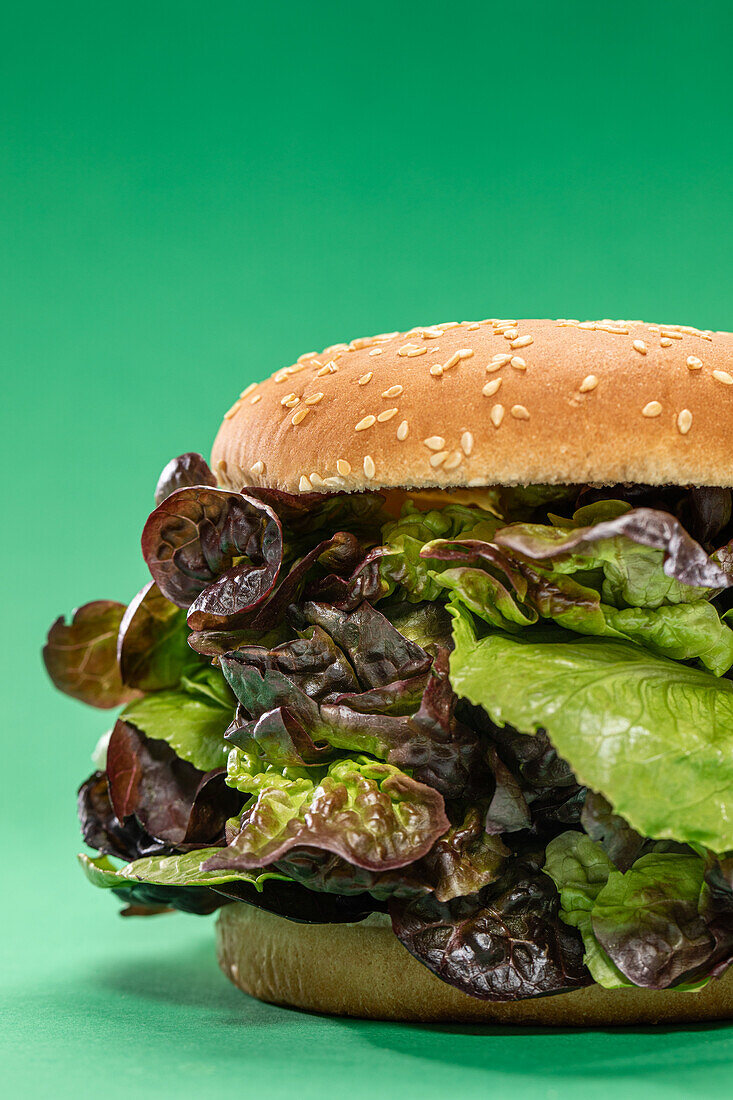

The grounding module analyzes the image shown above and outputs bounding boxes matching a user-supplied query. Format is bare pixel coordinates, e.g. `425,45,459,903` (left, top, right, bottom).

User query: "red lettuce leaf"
44,601,140,709
390,856,590,1001
141,486,283,619
154,452,217,506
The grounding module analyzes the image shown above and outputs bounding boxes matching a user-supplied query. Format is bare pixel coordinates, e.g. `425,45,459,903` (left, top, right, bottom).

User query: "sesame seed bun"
216,904,733,1024
211,318,733,493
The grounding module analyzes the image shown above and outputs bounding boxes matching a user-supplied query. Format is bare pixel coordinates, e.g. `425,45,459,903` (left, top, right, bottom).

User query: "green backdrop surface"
2,2,732,1096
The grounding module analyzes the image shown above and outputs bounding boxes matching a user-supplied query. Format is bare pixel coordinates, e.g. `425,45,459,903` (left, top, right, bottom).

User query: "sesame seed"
461,431,474,456
713,370,733,385
381,385,403,398
336,459,351,476
466,323,481,331
369,348,384,356
240,383,257,398
317,362,339,377
430,363,444,376
660,338,673,347
511,404,530,420
442,351,461,371
677,409,693,435
355,415,376,431
298,352,318,363
429,450,450,468
579,375,598,393
305,392,324,405
377,407,398,422
482,377,502,397
250,460,265,476
510,356,527,370
374,331,399,342
437,321,460,329
490,404,505,428
642,401,662,418
492,352,512,364
687,356,703,370
421,327,444,339
282,396,300,408
510,335,534,349
324,476,346,488
292,408,309,425
309,473,325,488
273,370,289,383
398,343,427,357
298,475,312,492
288,363,307,375
424,436,446,450
358,372,373,385
457,348,474,360
350,337,374,350
308,359,322,369
444,451,463,470
503,329,519,340
633,340,647,355
660,330,683,340
363,455,376,479
578,321,597,330
397,420,409,440
224,400,242,419
250,393,262,404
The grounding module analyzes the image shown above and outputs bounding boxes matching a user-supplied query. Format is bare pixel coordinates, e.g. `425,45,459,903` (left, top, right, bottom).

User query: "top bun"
211,317,733,493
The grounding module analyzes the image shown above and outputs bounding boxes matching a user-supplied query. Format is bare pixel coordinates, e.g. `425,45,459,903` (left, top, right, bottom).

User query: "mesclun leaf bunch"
44,453,733,1000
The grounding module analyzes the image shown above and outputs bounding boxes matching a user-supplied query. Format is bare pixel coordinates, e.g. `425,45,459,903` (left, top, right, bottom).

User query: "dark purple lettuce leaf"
329,673,430,716
418,806,509,902
273,847,429,900
204,757,449,873
117,581,200,691
44,601,140,709
78,771,167,861
385,648,486,798
247,486,385,540
495,507,731,590
295,600,432,687
581,790,645,872
701,855,733,980
105,720,242,847
113,881,224,916
232,629,358,695
229,706,335,767
484,747,531,834
141,486,283,620
681,488,732,550
390,856,590,1001
154,452,217,506
211,876,381,923
307,553,389,610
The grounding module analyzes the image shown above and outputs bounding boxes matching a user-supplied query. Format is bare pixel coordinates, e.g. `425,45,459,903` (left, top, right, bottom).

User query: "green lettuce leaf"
543,832,631,988
78,849,284,890
378,503,501,601
79,849,281,893
449,604,733,852
202,750,449,872
121,665,235,772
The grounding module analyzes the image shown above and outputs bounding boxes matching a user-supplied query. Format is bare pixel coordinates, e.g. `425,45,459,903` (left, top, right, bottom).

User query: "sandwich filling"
45,453,733,1001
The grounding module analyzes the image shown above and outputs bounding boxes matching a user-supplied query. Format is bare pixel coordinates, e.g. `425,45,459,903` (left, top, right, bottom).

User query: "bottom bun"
216,903,733,1026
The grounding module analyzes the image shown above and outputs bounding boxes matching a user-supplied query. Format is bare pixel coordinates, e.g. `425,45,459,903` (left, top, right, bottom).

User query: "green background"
3,1,732,1095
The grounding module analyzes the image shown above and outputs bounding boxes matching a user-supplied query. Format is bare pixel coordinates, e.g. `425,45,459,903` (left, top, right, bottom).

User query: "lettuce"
449,604,733,852
121,665,235,772
203,752,449,873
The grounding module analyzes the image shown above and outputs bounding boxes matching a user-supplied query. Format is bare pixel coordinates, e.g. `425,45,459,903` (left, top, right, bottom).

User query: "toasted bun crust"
212,318,733,494
216,904,733,1025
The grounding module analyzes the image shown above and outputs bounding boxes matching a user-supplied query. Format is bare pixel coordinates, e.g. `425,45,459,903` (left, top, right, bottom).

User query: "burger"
44,317,733,1026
